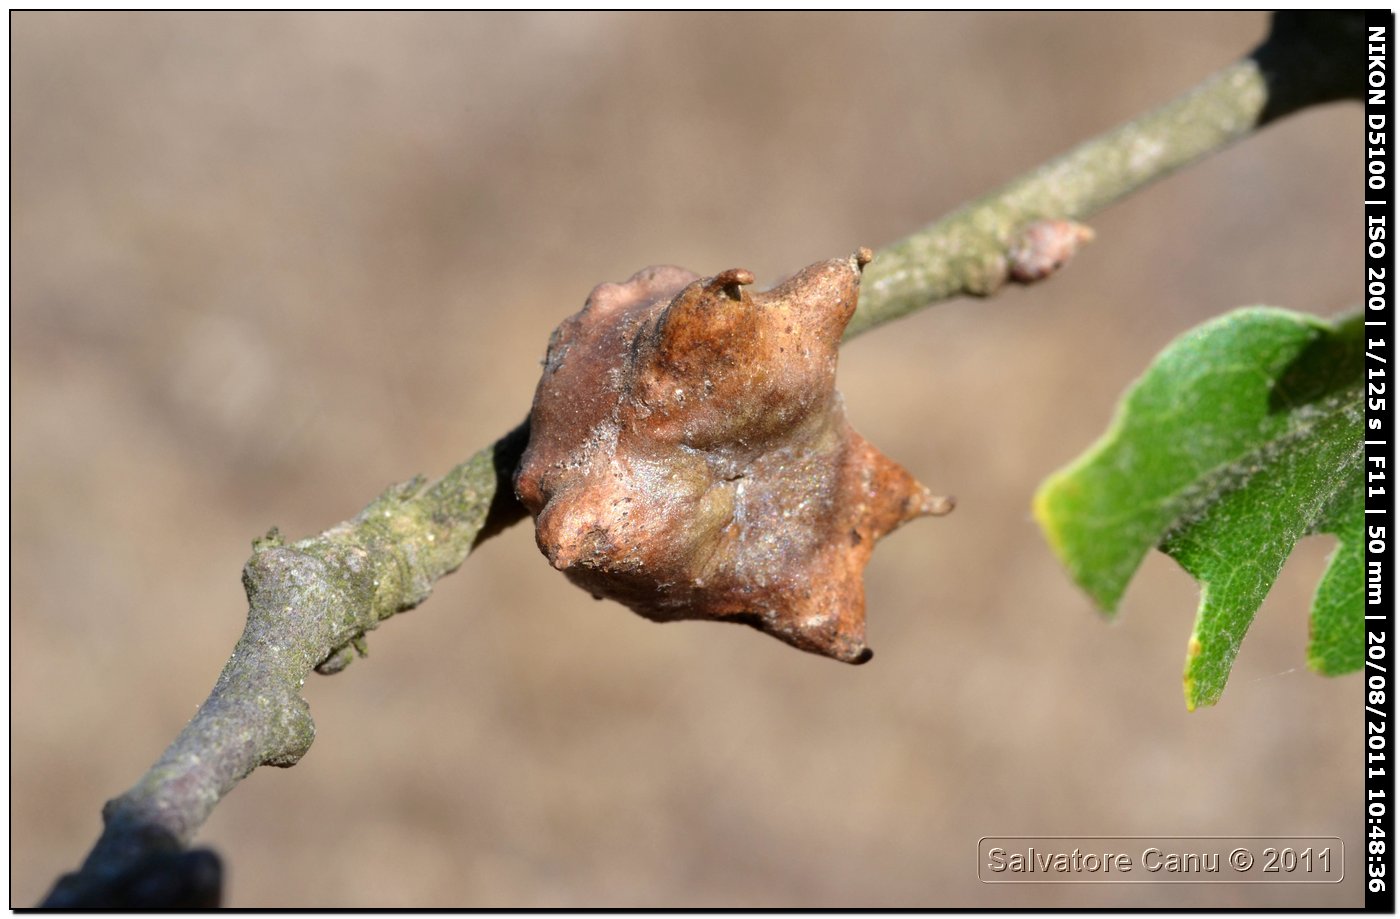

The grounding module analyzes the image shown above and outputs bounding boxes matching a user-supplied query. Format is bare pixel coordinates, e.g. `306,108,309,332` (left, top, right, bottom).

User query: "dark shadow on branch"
473,417,531,547
43,825,222,909
1254,11,1366,125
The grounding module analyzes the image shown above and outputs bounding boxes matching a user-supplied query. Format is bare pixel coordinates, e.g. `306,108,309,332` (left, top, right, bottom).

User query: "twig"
846,11,1362,338
41,12,1363,908
43,423,531,908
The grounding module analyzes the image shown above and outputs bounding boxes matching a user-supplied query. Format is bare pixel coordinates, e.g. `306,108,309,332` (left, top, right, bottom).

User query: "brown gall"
514,249,953,663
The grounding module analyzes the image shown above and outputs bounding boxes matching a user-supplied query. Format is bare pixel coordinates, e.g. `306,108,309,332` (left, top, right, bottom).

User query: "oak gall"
515,250,953,663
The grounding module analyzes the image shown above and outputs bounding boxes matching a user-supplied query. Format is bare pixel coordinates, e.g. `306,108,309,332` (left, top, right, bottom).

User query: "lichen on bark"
43,423,528,908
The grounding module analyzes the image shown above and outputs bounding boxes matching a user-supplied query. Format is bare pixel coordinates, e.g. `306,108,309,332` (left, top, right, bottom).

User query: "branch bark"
41,12,1363,908
846,11,1363,338
43,423,531,909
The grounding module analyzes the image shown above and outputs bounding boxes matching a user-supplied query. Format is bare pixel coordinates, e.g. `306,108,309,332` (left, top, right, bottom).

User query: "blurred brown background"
12,12,1363,908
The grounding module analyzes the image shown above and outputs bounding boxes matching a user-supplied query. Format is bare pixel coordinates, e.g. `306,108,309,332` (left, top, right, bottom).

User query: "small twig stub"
1007,219,1096,284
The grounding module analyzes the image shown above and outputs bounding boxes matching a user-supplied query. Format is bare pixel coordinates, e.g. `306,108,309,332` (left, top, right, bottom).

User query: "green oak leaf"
1033,307,1362,710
